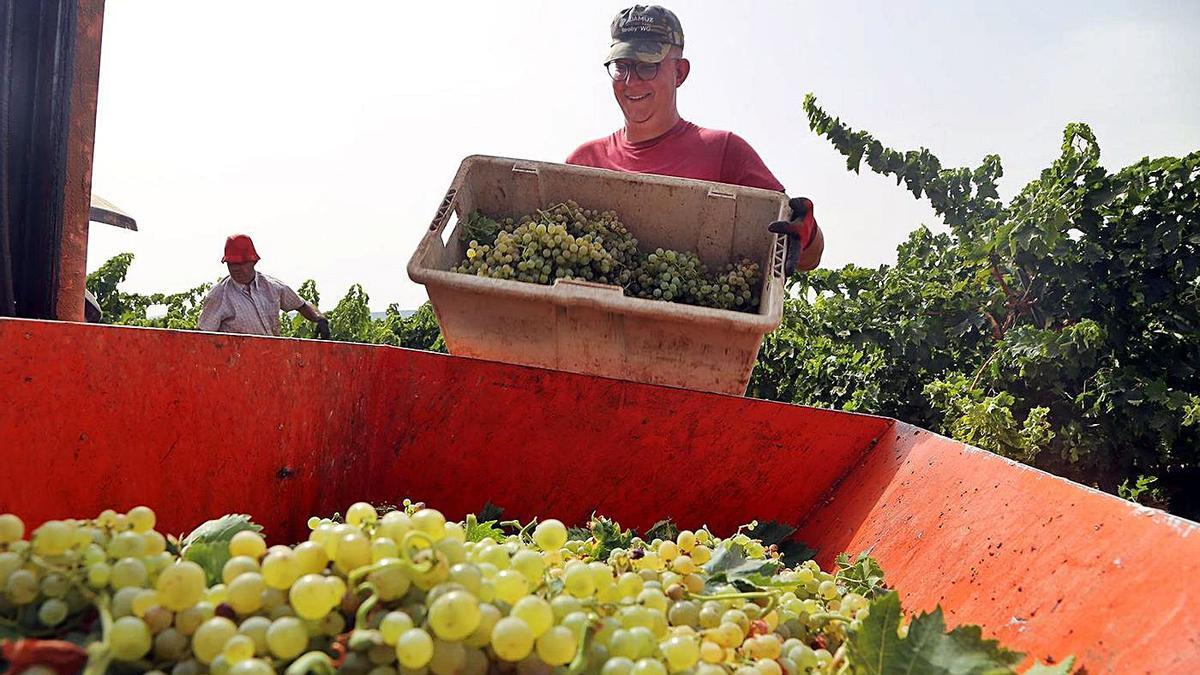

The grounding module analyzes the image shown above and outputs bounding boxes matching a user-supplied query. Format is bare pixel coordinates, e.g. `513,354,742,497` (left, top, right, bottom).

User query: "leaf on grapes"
462,211,501,245
643,518,679,542
847,591,1024,675
476,501,505,522
777,540,818,567
464,514,506,543
704,542,783,590
181,514,262,585
835,552,887,599
1024,656,1076,674
583,515,636,561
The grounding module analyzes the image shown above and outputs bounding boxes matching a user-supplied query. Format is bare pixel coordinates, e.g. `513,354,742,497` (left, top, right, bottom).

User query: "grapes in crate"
452,201,763,313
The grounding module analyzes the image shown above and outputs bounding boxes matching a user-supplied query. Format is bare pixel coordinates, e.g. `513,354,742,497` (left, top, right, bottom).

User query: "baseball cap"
605,5,685,64
222,234,261,264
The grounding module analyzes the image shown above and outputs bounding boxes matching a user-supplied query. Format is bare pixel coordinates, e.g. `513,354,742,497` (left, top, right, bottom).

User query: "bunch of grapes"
0,502,869,675
452,202,765,313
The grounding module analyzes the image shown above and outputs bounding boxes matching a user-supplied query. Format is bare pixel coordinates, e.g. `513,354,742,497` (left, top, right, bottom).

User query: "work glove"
767,197,818,276
315,318,331,340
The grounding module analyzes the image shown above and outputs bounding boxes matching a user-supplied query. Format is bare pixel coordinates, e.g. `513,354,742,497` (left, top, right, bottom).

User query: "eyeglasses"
606,60,669,83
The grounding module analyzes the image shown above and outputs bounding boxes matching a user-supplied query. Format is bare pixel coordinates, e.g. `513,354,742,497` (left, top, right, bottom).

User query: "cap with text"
605,5,684,65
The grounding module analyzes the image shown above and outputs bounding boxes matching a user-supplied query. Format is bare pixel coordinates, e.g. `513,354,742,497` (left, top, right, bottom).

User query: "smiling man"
196,234,330,338
567,5,824,274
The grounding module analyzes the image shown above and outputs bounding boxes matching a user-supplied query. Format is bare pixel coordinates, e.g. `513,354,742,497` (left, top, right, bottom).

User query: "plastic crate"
406,155,789,395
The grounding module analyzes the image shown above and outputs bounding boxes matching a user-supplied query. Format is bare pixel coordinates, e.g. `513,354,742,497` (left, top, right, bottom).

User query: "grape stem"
346,530,437,586
829,642,849,674
354,581,380,628
81,594,113,675
807,612,851,624
283,650,336,675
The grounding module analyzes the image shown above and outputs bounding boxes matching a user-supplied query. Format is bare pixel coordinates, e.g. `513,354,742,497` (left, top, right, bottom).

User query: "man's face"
610,56,687,126
227,261,257,285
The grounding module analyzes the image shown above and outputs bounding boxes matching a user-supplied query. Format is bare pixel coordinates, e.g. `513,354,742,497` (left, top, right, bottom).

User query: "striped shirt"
196,272,306,336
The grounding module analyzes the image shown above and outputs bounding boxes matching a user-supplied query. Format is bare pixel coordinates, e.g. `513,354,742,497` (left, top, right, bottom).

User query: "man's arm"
296,302,323,322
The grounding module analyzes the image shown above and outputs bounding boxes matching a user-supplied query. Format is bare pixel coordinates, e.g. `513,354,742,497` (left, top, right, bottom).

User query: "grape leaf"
462,211,501,245
836,552,887,599
703,541,783,590
643,518,679,542
847,591,1024,675
464,514,505,543
743,521,816,567
476,501,505,522
1024,656,1076,674
181,514,262,585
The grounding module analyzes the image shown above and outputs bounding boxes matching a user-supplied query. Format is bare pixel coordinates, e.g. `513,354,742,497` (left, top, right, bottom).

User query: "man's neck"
623,112,682,144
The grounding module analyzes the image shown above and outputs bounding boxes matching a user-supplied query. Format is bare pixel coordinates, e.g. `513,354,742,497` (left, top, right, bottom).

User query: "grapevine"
452,201,763,313
0,503,1052,674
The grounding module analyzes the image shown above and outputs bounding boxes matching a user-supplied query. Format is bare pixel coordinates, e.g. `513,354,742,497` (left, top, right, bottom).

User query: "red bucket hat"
222,234,261,264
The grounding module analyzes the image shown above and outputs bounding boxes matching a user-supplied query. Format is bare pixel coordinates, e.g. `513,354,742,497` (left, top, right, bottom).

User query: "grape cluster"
0,503,868,675
453,202,763,313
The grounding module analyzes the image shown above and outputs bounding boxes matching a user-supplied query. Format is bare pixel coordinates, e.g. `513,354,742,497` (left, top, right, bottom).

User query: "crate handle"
707,188,737,200
512,164,539,176
771,233,787,281
429,188,458,232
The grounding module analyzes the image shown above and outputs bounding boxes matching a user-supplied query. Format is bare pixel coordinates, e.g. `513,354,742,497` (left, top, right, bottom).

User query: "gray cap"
605,5,685,64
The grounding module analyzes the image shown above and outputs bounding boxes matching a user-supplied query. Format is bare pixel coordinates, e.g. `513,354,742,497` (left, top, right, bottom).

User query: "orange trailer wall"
2,318,1198,673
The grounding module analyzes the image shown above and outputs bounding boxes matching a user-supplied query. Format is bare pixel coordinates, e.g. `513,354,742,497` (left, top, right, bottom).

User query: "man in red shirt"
567,5,824,274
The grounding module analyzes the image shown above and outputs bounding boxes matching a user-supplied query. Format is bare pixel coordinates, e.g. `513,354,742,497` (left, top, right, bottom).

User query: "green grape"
40,572,69,598
335,531,371,573
127,506,157,533
346,502,379,527
381,610,415,645
535,626,577,666
602,657,636,675
193,616,238,664
491,616,535,662
429,639,466,675
32,520,73,556
237,615,271,655
109,531,147,558
492,569,528,604
228,659,274,675
563,564,595,598
6,568,39,604
37,598,69,626
370,560,412,600
110,616,153,661
372,537,400,562
428,589,482,640
376,512,411,544
294,541,329,575
156,561,206,611
226,572,266,615
448,563,482,594
661,636,700,672
464,602,501,648
511,596,553,638
532,519,567,551
289,573,332,620
154,627,189,661
175,601,214,635
633,658,668,675
395,628,434,669
222,634,255,663
0,514,23,543
229,531,267,559
222,556,260,584
265,616,308,659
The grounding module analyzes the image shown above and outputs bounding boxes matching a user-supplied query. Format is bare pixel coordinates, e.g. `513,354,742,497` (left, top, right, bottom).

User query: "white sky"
87,1,1200,311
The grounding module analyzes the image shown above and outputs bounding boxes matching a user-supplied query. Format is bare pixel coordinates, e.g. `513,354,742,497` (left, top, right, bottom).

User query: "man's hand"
768,197,819,276
315,318,331,340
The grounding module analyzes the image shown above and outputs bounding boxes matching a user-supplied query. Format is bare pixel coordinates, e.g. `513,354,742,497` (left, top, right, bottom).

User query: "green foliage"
752,96,1200,518
835,553,887,599
847,591,1024,675
85,253,212,329
180,514,262,585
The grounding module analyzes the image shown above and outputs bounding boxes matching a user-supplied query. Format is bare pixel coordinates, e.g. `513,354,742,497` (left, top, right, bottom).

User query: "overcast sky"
86,1,1200,311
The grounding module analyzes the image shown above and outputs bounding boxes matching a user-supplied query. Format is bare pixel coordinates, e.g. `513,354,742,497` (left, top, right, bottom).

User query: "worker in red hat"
196,234,331,338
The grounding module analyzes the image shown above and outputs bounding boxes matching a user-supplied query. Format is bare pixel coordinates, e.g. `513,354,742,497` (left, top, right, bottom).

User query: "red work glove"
767,197,819,276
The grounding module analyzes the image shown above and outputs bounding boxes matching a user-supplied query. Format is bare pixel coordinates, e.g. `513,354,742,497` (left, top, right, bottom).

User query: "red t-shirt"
566,119,786,193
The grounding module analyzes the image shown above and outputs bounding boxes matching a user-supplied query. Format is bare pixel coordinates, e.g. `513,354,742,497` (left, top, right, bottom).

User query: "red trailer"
3,319,1198,674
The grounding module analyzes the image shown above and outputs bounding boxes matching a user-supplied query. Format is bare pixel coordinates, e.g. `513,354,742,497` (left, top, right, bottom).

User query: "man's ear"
675,58,690,87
